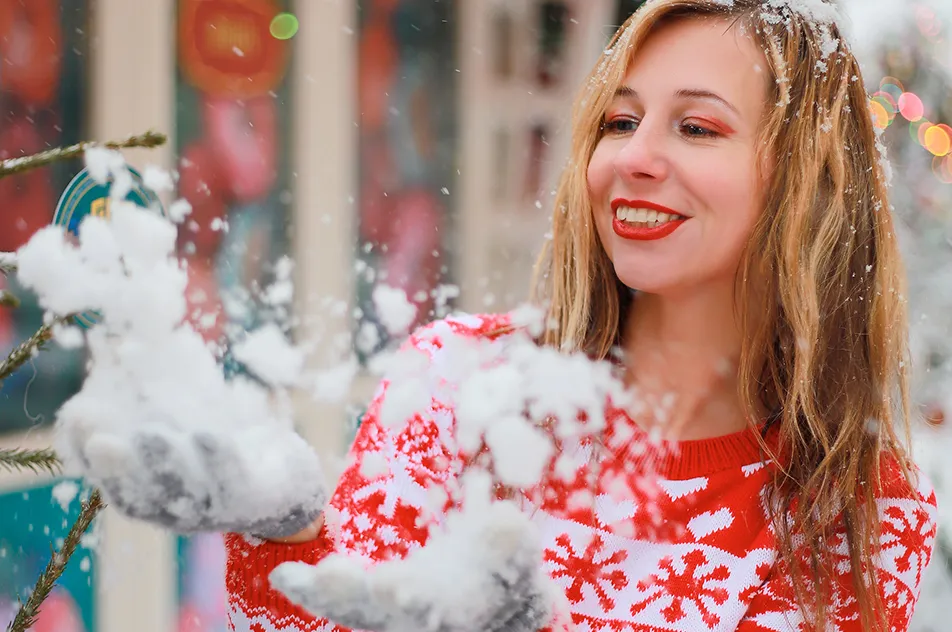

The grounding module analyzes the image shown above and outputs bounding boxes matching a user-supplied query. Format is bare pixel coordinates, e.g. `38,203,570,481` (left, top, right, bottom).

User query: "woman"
81,1,937,631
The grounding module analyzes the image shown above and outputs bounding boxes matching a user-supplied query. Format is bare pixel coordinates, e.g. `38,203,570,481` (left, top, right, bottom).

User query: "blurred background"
0,0,949,630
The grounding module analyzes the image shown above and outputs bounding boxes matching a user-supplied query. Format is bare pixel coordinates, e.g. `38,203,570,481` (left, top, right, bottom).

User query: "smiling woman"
66,1,939,632
534,0,938,629
589,19,769,296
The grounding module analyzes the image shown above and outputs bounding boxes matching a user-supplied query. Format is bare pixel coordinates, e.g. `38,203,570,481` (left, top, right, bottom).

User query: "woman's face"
588,17,770,297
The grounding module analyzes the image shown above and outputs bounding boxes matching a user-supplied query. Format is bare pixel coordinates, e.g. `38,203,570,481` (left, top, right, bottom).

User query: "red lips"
610,199,688,241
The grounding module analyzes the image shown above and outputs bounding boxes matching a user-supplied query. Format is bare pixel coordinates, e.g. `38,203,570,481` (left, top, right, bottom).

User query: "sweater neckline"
607,409,775,480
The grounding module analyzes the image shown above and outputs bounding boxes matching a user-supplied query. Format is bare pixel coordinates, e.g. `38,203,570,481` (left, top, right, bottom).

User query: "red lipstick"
610,199,688,241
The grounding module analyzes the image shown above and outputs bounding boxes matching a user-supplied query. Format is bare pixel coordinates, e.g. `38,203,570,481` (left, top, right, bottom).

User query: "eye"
680,122,720,138
602,117,639,135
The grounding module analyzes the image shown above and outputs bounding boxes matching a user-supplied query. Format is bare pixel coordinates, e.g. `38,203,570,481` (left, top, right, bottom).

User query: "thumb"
270,556,391,632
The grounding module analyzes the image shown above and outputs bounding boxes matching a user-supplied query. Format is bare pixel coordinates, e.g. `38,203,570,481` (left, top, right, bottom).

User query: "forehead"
618,17,768,111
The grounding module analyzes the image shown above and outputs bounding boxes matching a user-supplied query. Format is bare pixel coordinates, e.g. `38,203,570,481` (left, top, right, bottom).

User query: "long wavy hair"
531,1,912,629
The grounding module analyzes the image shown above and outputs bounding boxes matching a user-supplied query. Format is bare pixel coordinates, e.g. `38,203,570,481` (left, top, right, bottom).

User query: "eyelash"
601,117,721,139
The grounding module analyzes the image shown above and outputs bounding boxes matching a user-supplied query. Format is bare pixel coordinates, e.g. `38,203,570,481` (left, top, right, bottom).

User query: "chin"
610,250,686,295
613,266,679,295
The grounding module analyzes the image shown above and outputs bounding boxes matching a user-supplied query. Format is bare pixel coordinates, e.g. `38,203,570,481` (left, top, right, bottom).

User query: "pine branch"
0,130,167,178
0,290,19,308
6,489,103,632
0,252,15,276
0,448,61,476
0,316,70,383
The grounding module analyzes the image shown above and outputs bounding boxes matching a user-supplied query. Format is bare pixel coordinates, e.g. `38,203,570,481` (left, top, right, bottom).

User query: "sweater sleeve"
224,329,463,632
736,462,939,631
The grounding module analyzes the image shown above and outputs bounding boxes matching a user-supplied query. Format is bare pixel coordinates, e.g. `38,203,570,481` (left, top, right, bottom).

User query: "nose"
612,120,670,182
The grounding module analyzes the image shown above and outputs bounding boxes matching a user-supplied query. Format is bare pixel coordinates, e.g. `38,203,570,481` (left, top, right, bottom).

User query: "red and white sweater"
225,314,938,632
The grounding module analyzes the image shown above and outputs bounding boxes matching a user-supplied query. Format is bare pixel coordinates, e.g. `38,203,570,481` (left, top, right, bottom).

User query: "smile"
610,200,688,241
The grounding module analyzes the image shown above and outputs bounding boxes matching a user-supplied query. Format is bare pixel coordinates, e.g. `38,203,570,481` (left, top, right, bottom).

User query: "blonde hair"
531,1,912,629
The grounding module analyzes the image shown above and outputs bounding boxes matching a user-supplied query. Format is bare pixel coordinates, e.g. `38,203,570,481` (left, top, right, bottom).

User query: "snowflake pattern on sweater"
225,314,938,632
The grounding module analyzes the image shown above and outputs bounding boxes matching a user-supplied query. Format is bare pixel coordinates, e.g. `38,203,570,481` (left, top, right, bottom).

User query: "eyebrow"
612,86,740,116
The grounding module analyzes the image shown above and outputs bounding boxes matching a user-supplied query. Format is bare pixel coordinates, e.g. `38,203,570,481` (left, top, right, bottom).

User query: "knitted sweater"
225,314,938,632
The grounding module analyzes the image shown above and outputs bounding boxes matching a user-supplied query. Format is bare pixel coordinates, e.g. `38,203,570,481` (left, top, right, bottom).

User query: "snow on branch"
0,252,15,276
0,130,166,178
0,316,69,383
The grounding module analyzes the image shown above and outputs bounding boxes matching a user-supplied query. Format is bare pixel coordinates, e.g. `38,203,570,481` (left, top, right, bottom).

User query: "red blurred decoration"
179,0,289,99
0,119,56,251
178,141,228,256
32,590,85,632
0,0,62,107
202,94,278,202
382,188,442,317
358,2,399,131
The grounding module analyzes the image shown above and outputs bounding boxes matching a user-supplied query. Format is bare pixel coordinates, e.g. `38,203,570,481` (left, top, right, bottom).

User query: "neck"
621,282,753,441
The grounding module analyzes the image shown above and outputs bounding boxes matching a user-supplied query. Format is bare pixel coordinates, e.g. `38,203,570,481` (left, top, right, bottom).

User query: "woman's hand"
266,514,325,543
270,500,558,632
66,422,328,540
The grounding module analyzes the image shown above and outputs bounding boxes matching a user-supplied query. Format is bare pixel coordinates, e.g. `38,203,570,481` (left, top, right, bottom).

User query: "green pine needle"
0,448,61,476
6,490,104,632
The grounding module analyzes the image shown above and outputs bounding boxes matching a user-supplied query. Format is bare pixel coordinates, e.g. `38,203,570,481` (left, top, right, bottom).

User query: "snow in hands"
272,473,563,632
14,148,327,537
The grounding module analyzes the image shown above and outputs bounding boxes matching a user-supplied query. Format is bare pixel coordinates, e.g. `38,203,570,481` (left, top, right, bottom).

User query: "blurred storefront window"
173,2,295,630
353,0,458,361
0,0,90,434
174,0,295,376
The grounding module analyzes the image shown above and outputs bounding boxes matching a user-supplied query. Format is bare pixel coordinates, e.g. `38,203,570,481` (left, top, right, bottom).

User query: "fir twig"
0,252,15,276
0,316,69,383
0,130,167,178
6,489,103,632
0,290,19,308
0,448,61,476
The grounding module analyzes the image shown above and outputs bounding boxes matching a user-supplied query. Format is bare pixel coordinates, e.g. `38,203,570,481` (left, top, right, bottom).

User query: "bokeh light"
899,92,925,121
873,91,898,113
879,77,905,102
918,119,933,146
270,12,299,40
924,125,952,157
870,99,890,129
910,118,929,144
934,155,952,184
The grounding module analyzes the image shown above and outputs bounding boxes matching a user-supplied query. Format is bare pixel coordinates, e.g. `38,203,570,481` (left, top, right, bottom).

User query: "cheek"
586,143,614,202
696,158,762,231
587,147,616,256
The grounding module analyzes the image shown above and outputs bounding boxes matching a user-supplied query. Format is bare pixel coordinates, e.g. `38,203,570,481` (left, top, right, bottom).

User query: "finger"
130,429,208,529
193,432,242,514
484,572,553,632
270,557,392,632
83,432,144,510
193,430,325,537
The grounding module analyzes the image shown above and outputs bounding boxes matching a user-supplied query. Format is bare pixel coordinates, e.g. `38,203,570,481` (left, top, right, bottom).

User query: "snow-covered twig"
5,489,103,632
0,130,166,179
0,316,71,383
0,448,61,476
0,252,15,276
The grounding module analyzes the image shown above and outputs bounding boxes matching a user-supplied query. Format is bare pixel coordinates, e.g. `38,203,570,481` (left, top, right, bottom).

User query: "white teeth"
614,206,683,226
